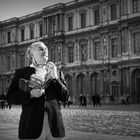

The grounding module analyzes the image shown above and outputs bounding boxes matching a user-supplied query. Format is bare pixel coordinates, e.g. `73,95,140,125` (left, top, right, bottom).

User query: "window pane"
7,32,11,43
111,38,117,57
81,44,87,61
21,29,25,41
68,46,74,63
30,28,34,39
94,41,101,60
111,3,117,20
68,16,73,31
134,33,140,54
132,0,140,13
94,9,100,25
80,13,86,28
7,56,10,70
40,24,43,37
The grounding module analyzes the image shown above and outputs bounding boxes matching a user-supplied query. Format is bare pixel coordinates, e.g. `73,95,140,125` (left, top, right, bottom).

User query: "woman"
6,41,68,140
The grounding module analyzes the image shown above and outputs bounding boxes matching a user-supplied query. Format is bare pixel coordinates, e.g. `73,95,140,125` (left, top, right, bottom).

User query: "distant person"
110,94,114,105
125,94,130,106
79,94,83,107
96,94,101,107
92,95,96,107
67,95,72,107
82,95,87,107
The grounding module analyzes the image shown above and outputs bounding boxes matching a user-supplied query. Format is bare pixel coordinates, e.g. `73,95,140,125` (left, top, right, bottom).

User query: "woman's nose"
42,50,46,54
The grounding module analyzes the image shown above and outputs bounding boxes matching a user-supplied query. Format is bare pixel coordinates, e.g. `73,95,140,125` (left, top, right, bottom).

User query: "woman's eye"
39,48,44,51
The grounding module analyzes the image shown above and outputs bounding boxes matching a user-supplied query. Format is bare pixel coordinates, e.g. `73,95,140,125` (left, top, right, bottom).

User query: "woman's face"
31,45,48,65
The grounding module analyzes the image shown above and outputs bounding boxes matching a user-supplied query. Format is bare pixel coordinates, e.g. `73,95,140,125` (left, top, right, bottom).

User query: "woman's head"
26,41,48,66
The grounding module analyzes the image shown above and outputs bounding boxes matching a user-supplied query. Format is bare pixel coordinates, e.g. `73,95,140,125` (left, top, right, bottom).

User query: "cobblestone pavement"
0,105,140,138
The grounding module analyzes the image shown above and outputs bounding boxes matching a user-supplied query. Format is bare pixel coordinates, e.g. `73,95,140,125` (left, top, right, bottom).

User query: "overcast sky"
0,0,72,21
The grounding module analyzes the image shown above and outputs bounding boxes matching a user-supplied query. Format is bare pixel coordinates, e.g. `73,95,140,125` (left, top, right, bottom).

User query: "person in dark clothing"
125,94,130,106
67,95,72,107
82,95,87,107
79,94,83,107
6,41,68,140
96,94,101,107
92,95,96,107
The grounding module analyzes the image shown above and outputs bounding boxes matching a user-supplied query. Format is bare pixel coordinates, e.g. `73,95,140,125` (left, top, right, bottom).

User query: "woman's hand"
30,89,44,98
50,66,58,79
46,62,58,80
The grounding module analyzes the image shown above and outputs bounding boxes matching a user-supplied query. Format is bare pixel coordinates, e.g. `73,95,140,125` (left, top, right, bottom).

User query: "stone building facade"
0,0,140,104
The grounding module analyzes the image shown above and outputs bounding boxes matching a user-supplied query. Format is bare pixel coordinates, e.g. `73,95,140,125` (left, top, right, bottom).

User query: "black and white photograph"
0,0,140,140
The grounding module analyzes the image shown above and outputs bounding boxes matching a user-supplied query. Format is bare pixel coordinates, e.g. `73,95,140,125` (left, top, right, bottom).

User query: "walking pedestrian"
67,95,72,107
79,94,83,107
6,41,68,140
92,95,96,107
82,94,87,107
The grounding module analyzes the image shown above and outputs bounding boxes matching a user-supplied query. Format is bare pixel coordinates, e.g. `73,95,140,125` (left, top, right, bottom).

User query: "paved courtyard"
63,106,140,137
0,104,140,140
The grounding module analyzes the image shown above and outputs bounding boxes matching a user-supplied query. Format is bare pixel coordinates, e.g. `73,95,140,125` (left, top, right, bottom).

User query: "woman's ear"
29,51,33,58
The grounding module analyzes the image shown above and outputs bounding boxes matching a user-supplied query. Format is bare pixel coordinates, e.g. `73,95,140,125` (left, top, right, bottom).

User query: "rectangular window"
12,54,15,68
48,16,55,34
45,18,48,34
68,16,73,31
134,32,140,54
68,47,74,63
121,29,127,53
52,16,56,34
111,38,117,57
21,29,25,41
80,13,86,28
7,32,11,43
7,56,10,71
30,28,34,39
81,44,87,61
94,41,101,60
132,0,140,13
1,55,4,71
57,14,60,32
94,9,100,25
39,24,43,37
111,3,117,20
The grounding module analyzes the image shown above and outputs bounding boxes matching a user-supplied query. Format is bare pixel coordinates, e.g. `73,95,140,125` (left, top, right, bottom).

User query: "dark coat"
6,66,68,139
